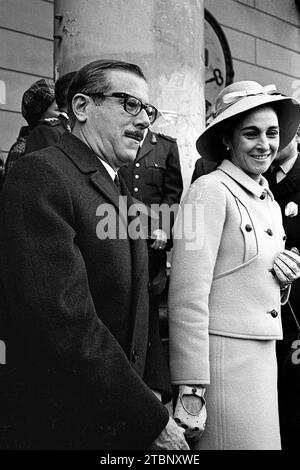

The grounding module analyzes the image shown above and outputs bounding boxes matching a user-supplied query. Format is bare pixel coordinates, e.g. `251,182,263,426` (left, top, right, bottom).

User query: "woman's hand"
273,248,300,288
173,385,207,443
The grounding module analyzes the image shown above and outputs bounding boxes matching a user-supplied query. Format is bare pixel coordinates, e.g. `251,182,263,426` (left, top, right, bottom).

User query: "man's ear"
72,94,90,123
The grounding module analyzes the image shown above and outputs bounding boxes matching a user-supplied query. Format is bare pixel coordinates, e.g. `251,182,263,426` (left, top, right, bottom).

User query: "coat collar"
57,133,123,211
218,159,274,200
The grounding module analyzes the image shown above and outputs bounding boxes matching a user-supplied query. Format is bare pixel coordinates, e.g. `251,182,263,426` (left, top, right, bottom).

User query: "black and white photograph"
0,0,300,455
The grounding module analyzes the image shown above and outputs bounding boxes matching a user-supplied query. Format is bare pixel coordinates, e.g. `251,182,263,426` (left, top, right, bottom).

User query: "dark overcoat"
0,133,169,450
25,114,70,154
266,153,300,449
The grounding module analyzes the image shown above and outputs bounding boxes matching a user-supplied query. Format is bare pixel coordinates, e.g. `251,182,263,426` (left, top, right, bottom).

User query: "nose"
257,133,270,151
135,108,151,129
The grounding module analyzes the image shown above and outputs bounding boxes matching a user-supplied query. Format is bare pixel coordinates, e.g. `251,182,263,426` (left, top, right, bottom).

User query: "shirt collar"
96,157,117,180
218,159,274,200
276,155,298,176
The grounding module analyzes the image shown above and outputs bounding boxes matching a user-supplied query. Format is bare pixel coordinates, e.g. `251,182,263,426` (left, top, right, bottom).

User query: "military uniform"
266,153,300,450
25,113,71,154
120,130,183,240
120,130,183,348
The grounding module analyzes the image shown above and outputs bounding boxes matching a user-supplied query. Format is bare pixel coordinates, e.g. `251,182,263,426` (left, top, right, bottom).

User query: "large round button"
245,224,252,232
134,187,139,193
260,193,266,200
135,174,140,179
269,309,278,318
135,162,140,167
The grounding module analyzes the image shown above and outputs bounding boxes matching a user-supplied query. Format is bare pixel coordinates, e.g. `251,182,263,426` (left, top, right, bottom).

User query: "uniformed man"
119,128,183,343
25,72,76,154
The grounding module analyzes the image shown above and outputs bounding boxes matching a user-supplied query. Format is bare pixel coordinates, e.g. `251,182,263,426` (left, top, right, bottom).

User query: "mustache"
124,130,145,141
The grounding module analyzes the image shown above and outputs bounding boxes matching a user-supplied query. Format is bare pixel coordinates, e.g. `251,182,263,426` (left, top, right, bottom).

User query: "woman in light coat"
168,81,300,450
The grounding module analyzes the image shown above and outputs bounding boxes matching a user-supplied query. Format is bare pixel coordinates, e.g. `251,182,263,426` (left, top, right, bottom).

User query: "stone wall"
0,0,54,156
205,0,300,98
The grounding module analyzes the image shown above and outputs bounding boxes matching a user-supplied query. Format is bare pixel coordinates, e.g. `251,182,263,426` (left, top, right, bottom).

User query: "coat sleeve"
0,157,168,449
168,176,227,385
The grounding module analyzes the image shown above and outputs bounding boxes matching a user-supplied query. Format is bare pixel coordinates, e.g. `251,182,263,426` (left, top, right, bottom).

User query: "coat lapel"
58,133,148,345
120,177,148,339
57,133,121,211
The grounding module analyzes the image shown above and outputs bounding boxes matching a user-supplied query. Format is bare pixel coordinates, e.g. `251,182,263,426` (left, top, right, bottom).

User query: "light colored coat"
169,159,285,385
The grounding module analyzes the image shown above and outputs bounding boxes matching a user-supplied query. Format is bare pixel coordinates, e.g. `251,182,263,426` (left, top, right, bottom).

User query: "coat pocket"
145,158,166,186
235,198,258,264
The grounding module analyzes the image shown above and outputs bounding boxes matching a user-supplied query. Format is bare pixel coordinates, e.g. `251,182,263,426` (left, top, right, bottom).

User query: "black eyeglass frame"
86,91,158,124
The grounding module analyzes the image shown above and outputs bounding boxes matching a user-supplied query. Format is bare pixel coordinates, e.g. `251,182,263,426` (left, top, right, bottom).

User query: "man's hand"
150,229,168,251
149,417,190,450
273,248,300,288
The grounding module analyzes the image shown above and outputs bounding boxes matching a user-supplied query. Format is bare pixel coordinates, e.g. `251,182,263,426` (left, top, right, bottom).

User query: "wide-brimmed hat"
196,81,300,162
21,78,55,128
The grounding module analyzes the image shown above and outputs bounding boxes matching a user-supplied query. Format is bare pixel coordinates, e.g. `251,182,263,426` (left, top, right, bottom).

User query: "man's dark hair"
67,59,147,127
55,71,77,111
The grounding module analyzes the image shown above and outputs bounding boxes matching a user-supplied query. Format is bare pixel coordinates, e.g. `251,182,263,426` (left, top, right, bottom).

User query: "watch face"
205,9,234,120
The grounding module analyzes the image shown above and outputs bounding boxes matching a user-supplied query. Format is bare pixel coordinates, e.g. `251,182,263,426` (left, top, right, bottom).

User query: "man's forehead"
108,69,149,99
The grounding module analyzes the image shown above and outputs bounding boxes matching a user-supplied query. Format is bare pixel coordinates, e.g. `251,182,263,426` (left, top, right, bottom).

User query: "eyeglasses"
88,92,158,124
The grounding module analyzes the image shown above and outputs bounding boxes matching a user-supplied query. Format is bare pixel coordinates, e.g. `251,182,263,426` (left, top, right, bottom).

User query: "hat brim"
196,95,300,162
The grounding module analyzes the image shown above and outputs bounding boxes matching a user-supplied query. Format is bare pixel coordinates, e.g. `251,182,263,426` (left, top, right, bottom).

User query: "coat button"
245,224,252,232
154,163,158,167
260,193,266,200
135,163,140,167
265,229,273,236
135,174,140,179
134,187,139,193
131,348,139,363
268,309,278,318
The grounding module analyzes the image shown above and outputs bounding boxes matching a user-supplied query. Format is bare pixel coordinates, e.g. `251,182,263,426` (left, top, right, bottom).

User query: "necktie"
114,172,121,193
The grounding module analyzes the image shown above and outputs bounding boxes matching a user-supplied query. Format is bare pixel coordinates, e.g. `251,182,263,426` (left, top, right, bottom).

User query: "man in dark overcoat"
265,132,300,450
0,60,188,450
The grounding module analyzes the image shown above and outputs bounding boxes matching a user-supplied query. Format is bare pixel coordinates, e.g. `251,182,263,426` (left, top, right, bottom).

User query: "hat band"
212,84,277,119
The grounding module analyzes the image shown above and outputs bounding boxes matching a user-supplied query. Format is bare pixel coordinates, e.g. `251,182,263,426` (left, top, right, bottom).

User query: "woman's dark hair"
222,104,279,140
67,59,147,126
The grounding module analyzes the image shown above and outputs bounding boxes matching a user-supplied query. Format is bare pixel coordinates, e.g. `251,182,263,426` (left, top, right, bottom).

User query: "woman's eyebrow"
241,125,279,131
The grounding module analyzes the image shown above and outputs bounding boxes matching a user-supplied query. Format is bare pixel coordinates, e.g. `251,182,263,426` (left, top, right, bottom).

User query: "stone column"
54,0,205,188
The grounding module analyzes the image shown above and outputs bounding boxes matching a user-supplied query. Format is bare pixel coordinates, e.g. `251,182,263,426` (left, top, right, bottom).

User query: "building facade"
1,0,300,186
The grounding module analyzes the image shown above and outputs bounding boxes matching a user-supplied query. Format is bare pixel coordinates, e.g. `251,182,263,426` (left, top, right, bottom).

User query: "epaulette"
156,132,177,142
39,117,61,127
